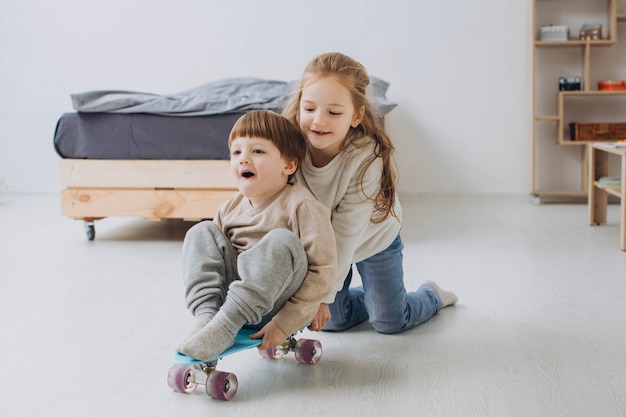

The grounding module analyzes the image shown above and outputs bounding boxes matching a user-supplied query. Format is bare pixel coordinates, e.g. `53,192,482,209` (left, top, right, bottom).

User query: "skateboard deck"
172,328,262,365
168,328,322,400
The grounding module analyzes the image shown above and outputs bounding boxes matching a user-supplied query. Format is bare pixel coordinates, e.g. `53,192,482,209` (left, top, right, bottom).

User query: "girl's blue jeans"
324,234,442,334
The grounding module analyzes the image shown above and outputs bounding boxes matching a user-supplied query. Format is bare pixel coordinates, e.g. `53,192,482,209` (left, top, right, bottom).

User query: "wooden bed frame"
60,159,237,240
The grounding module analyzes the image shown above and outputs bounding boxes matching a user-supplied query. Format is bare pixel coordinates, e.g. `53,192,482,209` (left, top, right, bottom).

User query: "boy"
178,110,336,361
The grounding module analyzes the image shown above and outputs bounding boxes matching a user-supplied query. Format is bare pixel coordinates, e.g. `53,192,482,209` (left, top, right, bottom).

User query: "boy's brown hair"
228,110,307,168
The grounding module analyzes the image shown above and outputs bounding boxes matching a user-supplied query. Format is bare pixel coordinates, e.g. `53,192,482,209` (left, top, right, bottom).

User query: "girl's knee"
370,319,406,334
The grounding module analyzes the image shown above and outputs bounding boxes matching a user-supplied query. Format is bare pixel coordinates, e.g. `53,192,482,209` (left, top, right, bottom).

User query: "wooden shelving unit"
531,0,626,200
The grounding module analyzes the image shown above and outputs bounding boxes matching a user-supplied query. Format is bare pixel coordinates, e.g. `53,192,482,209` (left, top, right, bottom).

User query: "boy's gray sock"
179,302,247,361
177,309,216,352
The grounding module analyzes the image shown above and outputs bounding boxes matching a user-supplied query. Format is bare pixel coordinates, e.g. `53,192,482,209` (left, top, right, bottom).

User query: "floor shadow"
88,218,199,242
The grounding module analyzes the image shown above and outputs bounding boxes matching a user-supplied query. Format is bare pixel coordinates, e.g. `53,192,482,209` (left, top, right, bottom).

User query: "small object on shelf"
540,24,569,41
579,24,602,40
598,80,626,91
598,176,622,186
603,140,626,148
569,122,626,141
559,76,581,91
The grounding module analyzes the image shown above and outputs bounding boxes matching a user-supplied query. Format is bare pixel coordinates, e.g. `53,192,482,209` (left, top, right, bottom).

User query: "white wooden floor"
1,192,625,417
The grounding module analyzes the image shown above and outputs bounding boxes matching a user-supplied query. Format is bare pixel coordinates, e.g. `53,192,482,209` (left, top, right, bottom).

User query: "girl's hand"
308,303,331,331
250,321,287,350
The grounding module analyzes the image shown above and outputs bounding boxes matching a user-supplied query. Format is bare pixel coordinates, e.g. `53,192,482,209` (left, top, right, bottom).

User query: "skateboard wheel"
167,365,197,393
258,346,284,359
206,371,238,401
294,339,322,364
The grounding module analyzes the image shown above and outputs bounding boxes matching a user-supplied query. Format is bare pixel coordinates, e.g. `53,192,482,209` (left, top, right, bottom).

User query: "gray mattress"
54,112,244,160
55,76,397,160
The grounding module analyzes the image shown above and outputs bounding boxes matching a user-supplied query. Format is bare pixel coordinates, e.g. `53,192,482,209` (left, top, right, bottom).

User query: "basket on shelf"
598,80,626,91
540,24,569,41
569,122,626,142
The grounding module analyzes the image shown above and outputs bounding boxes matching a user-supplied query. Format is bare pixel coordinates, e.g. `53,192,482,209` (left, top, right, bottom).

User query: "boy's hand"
250,321,287,350
308,303,331,331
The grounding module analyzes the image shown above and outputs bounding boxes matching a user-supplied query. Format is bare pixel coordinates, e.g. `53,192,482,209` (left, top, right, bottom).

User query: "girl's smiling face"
299,76,363,167
229,136,296,207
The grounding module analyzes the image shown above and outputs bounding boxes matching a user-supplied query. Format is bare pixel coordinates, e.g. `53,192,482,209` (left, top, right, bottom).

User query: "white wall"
0,0,531,194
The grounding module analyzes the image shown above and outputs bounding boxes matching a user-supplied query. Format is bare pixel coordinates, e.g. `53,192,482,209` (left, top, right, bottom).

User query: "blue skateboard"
167,328,322,400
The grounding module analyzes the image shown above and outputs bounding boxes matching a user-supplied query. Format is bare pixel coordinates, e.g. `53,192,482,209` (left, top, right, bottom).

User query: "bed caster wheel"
206,371,238,400
294,339,322,364
84,221,95,241
167,365,198,394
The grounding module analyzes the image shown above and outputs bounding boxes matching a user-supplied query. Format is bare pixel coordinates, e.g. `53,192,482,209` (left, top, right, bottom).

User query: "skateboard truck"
168,331,322,400
258,334,321,363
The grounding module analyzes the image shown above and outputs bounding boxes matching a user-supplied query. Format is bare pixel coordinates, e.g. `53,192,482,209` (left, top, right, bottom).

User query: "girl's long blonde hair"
282,52,397,223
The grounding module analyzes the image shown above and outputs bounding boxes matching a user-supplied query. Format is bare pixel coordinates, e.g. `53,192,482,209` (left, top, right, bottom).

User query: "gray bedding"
70,77,397,116
58,77,396,160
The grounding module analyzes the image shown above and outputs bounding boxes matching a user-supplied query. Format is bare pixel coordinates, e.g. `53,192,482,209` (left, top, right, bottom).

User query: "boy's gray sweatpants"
182,221,308,329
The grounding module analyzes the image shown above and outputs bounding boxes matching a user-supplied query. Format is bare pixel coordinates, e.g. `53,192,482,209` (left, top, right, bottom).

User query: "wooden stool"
588,143,626,251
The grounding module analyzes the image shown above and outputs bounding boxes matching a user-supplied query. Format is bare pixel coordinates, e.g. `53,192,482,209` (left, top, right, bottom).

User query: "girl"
283,52,458,334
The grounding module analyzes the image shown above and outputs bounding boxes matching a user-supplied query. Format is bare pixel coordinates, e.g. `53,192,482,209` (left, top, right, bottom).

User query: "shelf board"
535,39,616,47
618,14,626,22
532,190,587,197
535,115,560,121
594,181,622,198
560,140,626,146
560,90,626,96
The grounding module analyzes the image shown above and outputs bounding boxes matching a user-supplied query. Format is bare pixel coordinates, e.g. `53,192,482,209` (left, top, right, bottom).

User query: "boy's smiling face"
229,136,297,207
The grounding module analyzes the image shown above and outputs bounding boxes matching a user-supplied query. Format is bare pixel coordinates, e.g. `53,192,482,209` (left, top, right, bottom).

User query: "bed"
55,77,396,240
55,112,244,240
